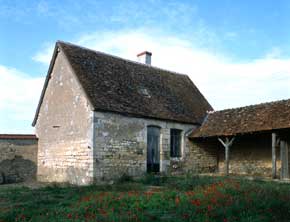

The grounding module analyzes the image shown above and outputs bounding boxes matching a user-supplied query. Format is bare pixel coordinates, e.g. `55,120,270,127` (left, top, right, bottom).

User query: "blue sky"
1,0,290,133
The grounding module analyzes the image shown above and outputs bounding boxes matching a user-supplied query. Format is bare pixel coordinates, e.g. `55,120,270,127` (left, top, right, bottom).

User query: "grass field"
0,175,290,222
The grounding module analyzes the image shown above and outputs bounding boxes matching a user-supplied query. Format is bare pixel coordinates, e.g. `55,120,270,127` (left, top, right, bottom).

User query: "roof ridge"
57,40,189,78
212,98,290,114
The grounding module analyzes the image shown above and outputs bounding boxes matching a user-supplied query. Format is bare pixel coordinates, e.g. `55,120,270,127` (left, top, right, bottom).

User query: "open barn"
190,99,290,179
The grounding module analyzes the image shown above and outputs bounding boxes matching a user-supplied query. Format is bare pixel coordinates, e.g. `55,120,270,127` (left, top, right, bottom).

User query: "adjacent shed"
190,99,290,179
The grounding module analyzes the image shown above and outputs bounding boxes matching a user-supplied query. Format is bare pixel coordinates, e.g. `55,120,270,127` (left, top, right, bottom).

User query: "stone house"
32,41,214,185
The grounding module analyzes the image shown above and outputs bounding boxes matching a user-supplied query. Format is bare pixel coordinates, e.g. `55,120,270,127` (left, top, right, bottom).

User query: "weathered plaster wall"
35,50,94,185
217,134,281,177
93,111,211,181
0,138,38,183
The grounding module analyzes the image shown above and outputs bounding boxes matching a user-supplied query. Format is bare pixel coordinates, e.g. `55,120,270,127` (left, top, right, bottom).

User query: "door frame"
146,125,161,173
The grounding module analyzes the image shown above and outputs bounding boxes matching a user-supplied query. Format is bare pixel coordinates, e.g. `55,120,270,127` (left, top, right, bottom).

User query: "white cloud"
33,29,290,110
32,44,54,65
0,65,44,133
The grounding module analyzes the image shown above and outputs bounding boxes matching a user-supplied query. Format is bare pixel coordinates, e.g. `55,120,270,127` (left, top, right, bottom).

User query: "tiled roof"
190,99,290,138
33,41,212,125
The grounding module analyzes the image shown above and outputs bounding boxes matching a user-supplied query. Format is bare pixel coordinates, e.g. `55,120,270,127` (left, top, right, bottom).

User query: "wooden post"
280,140,289,179
272,133,277,179
225,142,229,176
280,140,284,180
218,137,235,176
285,142,289,179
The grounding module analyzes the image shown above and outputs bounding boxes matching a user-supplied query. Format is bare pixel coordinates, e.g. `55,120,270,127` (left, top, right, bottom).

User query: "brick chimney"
137,51,152,65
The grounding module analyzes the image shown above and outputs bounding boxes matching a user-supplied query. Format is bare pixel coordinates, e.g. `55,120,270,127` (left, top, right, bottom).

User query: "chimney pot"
137,51,152,65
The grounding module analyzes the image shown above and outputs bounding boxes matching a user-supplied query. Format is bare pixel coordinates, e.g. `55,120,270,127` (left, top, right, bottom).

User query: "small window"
170,129,182,157
138,87,151,98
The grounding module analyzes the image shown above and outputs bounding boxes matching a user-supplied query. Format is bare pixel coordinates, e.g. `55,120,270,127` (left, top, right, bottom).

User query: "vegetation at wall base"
0,175,290,222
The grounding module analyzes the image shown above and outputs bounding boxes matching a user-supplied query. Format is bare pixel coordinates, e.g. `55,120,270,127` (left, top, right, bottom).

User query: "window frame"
170,128,182,158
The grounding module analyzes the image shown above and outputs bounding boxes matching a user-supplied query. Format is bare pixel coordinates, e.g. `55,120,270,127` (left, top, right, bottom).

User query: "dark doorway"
147,126,160,173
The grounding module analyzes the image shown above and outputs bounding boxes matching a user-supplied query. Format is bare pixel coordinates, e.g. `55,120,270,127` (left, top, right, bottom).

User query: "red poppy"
182,213,190,219
175,196,180,205
190,199,201,206
185,191,195,196
207,205,212,211
98,208,108,217
67,213,72,219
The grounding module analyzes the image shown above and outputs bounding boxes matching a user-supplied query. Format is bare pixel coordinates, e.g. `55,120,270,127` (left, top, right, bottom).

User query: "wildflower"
210,197,217,204
207,205,212,211
67,213,72,219
81,196,91,202
190,199,201,206
182,213,190,219
175,196,180,205
185,191,195,196
98,208,108,217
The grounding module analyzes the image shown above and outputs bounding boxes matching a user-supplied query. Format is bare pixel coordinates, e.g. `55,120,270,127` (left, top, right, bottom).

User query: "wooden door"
147,126,160,173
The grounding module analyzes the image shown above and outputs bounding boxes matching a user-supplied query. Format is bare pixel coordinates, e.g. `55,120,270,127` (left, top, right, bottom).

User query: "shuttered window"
170,129,182,157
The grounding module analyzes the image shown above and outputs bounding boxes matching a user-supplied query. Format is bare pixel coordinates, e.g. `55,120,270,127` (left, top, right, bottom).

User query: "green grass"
1,175,290,222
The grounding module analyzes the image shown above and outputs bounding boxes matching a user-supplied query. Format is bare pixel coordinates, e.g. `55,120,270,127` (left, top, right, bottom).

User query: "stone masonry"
35,50,94,185
93,111,217,181
0,136,38,184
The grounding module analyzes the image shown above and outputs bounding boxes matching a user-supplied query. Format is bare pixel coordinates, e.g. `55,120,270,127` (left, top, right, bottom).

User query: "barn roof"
32,41,212,126
190,99,290,138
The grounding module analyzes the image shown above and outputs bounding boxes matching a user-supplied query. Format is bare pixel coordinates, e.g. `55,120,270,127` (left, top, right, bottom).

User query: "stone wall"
0,136,38,184
185,140,218,174
35,50,94,185
217,133,280,177
93,111,216,181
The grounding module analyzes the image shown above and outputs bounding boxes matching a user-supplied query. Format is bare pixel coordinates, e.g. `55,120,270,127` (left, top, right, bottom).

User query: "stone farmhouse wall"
35,50,94,185
0,136,38,184
93,111,218,182
186,140,218,174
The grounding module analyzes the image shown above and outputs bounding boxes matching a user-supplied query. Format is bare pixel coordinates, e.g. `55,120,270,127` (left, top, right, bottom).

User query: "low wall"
0,135,38,184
